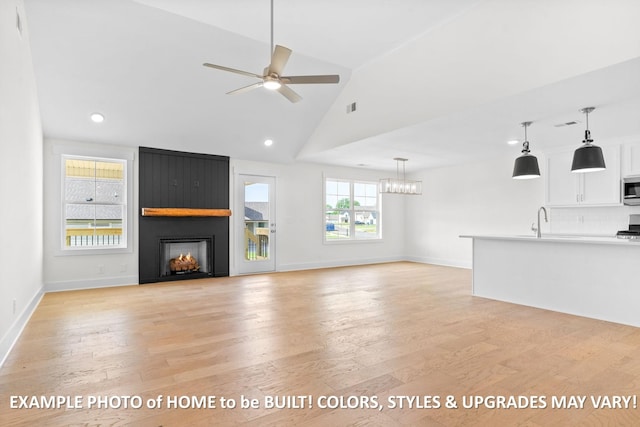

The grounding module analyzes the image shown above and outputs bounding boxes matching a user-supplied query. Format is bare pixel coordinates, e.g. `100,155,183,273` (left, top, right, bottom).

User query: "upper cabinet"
622,141,640,176
545,145,621,207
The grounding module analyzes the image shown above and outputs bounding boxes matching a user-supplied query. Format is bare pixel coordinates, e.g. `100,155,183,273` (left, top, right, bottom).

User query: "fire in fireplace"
160,237,212,278
170,253,199,273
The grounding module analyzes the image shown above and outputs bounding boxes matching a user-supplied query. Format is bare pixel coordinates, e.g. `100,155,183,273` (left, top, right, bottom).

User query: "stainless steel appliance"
616,214,640,240
623,176,640,206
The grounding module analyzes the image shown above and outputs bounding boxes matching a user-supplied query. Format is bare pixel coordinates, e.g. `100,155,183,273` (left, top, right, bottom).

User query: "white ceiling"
24,0,640,172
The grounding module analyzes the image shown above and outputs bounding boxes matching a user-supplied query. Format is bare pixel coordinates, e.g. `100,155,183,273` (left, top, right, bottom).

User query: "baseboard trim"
277,255,405,272
0,287,44,368
405,255,471,270
45,275,139,292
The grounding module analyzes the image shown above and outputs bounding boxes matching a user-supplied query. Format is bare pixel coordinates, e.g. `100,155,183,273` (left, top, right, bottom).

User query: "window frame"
53,144,134,256
323,176,382,243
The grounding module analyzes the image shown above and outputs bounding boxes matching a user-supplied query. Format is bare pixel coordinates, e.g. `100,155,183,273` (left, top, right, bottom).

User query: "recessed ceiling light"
90,113,105,123
264,139,273,147
507,139,520,145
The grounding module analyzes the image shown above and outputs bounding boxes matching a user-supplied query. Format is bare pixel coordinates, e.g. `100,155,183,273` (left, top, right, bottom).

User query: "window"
325,178,381,241
62,155,127,250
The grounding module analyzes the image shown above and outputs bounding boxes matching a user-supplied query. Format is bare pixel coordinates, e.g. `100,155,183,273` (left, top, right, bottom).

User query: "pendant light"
379,158,422,195
571,107,605,173
512,121,540,179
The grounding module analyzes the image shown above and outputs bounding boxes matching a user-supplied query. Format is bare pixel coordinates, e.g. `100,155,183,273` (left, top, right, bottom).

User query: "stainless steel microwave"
623,176,640,205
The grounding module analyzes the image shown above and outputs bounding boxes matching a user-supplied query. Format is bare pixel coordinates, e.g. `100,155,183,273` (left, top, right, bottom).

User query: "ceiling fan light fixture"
571,107,606,173
512,121,540,180
263,77,281,90
201,0,338,103
90,112,105,123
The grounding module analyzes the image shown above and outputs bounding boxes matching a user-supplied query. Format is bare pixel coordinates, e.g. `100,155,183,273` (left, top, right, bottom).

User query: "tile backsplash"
550,205,640,236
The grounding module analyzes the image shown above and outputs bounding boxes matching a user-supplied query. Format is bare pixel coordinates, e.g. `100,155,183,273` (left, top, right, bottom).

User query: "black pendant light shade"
571,141,605,172
513,149,541,179
571,107,605,173
512,121,540,179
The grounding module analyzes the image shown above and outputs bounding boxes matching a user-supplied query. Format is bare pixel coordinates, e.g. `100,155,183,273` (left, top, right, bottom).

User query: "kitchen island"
461,234,640,327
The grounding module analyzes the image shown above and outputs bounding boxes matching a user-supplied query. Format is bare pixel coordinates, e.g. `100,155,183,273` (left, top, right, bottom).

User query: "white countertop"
459,234,640,246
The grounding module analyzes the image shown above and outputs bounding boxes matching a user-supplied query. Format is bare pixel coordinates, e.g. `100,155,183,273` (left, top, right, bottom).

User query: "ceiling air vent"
346,102,357,114
554,121,580,128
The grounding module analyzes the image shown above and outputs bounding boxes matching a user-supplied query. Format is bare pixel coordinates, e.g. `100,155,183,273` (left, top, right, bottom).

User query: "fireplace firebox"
160,237,212,277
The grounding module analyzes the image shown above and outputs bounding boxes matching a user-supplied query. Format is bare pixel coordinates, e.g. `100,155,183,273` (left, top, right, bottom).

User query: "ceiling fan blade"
203,63,263,79
227,82,263,95
277,84,302,103
268,45,292,76
281,75,340,84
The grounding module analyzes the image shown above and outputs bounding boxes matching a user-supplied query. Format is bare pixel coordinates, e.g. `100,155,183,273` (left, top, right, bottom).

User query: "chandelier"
379,158,422,195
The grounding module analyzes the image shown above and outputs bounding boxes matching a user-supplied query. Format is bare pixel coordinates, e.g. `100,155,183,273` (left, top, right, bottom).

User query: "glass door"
236,174,276,274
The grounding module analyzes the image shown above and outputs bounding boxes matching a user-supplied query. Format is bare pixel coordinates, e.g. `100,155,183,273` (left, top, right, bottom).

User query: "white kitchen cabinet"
465,235,640,327
622,141,640,176
545,145,621,206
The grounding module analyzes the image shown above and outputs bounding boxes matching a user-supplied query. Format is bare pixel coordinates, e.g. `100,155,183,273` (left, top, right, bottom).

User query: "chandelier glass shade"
379,158,422,195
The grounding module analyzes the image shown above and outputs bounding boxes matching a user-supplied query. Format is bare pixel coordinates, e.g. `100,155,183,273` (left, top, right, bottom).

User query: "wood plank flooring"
1,262,640,426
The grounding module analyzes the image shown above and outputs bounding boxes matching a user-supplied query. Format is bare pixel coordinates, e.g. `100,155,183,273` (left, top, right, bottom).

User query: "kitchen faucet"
535,206,548,238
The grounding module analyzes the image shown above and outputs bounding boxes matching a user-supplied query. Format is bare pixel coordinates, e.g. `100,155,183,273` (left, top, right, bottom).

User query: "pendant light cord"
584,108,590,142
395,158,407,182
585,108,590,130
521,121,532,154
582,107,594,144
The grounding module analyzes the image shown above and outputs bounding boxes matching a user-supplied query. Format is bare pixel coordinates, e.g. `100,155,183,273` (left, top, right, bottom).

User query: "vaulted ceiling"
24,0,640,171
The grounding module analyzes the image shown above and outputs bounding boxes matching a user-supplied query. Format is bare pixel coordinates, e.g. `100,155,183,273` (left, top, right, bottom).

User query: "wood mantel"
141,208,232,217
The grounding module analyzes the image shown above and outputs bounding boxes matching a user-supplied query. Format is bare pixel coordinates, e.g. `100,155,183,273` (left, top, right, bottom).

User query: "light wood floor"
2,262,640,426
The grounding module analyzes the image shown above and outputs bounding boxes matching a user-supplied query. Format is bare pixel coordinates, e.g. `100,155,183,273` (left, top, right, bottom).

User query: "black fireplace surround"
139,147,230,284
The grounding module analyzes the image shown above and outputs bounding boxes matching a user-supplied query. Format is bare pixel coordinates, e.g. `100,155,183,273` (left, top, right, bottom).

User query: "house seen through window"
63,156,126,249
325,178,380,241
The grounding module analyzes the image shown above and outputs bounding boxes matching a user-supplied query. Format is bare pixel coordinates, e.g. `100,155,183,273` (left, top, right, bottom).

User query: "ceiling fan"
202,0,340,103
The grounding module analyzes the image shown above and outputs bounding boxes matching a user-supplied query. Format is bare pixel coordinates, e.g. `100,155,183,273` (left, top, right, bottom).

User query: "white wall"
405,153,546,268
42,139,138,291
230,159,405,275
0,0,44,364
41,153,404,287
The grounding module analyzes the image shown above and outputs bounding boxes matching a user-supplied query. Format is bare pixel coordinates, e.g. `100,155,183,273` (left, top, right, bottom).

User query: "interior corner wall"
404,153,546,268
0,0,44,365
229,159,405,275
